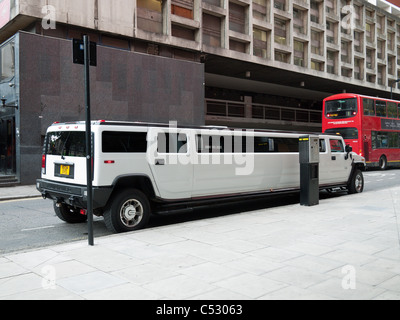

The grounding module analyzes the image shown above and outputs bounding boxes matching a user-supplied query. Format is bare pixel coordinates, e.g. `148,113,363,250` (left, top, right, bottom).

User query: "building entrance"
0,116,16,176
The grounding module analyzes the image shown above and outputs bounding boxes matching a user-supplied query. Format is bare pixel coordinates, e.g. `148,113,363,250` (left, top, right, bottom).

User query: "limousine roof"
50,120,340,137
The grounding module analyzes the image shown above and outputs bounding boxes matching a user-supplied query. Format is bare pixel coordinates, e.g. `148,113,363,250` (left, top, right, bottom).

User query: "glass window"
46,132,87,157
325,98,357,119
102,132,147,153
0,41,15,81
319,139,327,152
372,131,400,149
388,102,397,118
325,127,358,140
197,135,225,153
158,132,187,153
329,139,344,152
363,98,375,116
375,101,387,117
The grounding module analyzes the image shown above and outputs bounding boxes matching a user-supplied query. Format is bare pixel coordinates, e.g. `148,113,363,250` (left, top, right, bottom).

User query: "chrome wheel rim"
120,199,144,228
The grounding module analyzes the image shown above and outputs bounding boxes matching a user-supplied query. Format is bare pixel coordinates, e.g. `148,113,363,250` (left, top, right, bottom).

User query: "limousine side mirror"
345,144,352,160
345,145,352,153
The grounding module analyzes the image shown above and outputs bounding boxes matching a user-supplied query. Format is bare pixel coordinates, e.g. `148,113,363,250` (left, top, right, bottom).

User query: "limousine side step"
154,188,301,215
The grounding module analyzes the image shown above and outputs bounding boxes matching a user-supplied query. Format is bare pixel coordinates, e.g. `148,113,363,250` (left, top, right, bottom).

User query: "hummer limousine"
36,120,366,233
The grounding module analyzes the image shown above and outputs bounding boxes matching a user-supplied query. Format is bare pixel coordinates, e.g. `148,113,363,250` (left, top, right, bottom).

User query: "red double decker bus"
322,93,400,170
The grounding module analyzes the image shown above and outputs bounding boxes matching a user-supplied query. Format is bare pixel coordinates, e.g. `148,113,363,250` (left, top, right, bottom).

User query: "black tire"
379,155,387,170
348,169,364,194
54,202,88,223
103,189,151,233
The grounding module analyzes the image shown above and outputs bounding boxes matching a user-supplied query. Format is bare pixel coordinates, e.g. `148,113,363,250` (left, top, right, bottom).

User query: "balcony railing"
206,99,322,124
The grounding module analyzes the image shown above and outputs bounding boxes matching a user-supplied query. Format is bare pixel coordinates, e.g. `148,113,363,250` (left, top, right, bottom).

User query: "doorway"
0,117,16,176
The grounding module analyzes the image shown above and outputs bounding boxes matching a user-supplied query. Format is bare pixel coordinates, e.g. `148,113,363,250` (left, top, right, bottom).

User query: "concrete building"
1,0,400,185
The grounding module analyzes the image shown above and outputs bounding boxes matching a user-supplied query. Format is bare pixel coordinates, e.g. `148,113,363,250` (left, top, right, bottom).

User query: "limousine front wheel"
348,169,364,194
104,189,151,233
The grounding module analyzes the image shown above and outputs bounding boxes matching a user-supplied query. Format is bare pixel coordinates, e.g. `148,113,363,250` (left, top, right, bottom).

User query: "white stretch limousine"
37,121,366,233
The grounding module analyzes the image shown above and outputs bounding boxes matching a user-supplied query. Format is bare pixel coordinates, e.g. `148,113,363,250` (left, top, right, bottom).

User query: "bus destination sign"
381,118,400,130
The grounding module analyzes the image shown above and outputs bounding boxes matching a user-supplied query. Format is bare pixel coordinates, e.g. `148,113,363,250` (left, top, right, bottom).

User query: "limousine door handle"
155,159,165,166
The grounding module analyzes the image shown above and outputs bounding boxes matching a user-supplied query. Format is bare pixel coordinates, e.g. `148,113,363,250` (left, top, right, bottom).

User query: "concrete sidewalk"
0,184,400,300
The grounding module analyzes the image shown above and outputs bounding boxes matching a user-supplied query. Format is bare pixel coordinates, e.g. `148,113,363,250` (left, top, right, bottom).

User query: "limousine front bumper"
36,179,113,209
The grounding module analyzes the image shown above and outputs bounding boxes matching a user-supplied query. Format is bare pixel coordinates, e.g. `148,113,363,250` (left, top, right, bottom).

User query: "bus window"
325,127,358,140
325,98,357,119
398,104,400,119
330,139,344,152
387,102,397,118
363,98,375,116
375,101,387,117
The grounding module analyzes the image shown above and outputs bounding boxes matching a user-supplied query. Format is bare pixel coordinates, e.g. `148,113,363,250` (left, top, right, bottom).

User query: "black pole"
84,35,94,246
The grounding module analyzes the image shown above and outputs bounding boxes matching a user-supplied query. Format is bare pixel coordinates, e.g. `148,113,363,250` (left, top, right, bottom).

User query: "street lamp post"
390,79,400,100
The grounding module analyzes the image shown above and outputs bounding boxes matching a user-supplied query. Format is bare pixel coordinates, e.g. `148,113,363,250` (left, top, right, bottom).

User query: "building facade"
1,0,400,184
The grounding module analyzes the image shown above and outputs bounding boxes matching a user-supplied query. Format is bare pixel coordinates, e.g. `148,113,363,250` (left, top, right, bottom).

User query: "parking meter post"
84,35,94,246
299,135,320,206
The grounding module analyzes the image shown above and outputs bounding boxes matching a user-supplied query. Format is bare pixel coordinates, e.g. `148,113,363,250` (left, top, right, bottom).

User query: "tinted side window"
102,131,147,153
158,132,187,153
329,139,344,152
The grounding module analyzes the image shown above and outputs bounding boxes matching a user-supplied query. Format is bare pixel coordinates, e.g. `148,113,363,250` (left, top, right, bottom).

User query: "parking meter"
299,135,319,206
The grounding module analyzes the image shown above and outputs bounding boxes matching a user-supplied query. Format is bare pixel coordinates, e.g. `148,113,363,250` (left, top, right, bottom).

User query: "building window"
377,65,385,86
387,32,395,51
253,28,269,58
366,48,375,70
354,31,363,53
388,56,395,76
366,23,374,43
274,18,287,45
377,40,385,60
171,0,194,19
293,7,306,35
204,0,221,6
366,73,376,83
310,0,320,24
275,50,290,63
274,0,286,11
326,21,337,44
341,41,350,63
294,40,305,67
253,0,268,21
311,60,323,71
376,15,384,36
311,30,322,55
137,0,163,34
354,58,363,80
0,41,15,81
203,13,222,47
230,39,247,53
327,50,337,74
325,0,336,15
229,2,246,34
172,24,195,41
341,67,352,78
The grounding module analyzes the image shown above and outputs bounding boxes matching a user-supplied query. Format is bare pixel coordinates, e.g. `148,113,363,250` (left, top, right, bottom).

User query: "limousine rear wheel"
104,188,151,233
348,169,364,194
54,202,88,223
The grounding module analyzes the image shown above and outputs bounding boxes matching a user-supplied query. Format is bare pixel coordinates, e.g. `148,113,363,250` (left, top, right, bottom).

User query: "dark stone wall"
18,32,205,184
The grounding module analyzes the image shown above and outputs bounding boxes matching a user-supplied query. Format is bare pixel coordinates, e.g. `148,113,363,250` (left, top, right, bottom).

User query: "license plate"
60,165,70,176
